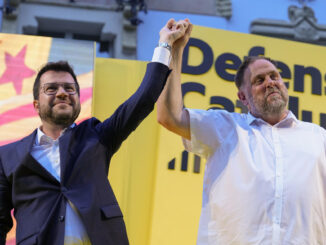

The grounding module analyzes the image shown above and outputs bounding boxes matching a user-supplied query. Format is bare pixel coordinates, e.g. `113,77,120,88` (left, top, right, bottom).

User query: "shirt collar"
246,110,298,127
35,123,76,146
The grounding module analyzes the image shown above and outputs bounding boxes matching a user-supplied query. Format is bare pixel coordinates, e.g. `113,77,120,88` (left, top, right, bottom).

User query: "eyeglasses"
42,82,78,95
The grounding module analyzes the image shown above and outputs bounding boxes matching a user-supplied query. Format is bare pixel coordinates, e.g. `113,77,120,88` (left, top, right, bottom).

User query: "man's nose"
56,86,69,97
266,76,276,87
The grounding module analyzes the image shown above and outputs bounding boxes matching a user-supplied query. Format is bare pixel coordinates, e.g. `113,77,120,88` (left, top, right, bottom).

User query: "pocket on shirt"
100,204,123,219
17,232,38,245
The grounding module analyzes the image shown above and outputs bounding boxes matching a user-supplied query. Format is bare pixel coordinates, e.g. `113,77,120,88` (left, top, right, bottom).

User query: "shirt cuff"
152,47,171,66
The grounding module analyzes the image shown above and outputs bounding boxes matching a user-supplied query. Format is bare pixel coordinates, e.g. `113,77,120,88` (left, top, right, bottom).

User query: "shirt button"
59,215,65,222
276,194,280,198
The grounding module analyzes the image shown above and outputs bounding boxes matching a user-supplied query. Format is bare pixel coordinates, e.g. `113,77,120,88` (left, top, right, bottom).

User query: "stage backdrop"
93,25,326,245
3,25,326,245
0,34,94,245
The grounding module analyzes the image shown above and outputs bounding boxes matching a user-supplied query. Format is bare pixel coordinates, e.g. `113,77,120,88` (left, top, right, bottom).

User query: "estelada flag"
0,33,94,146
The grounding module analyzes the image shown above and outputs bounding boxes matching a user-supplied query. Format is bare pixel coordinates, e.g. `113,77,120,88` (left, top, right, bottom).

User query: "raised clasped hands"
159,18,193,51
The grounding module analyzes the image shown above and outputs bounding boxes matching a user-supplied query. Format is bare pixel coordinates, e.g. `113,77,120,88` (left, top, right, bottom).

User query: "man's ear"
237,90,248,106
33,100,39,113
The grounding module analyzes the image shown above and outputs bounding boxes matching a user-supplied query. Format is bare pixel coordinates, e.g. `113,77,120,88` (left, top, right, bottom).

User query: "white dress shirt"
31,126,91,245
184,109,326,245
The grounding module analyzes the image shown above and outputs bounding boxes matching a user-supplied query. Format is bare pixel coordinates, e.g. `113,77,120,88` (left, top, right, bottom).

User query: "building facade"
2,0,326,60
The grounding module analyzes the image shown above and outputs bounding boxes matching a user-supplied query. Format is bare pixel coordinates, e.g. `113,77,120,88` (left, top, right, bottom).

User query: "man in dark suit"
0,19,190,245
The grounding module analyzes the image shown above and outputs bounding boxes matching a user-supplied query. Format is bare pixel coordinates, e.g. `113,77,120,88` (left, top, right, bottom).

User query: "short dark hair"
33,61,80,100
235,56,278,89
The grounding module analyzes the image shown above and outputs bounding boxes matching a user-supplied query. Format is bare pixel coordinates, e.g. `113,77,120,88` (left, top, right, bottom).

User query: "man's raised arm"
157,19,193,140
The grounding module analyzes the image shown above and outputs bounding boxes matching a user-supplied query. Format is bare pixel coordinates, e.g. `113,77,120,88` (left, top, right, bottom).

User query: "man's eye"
255,78,263,84
64,86,74,92
64,85,76,92
46,85,58,92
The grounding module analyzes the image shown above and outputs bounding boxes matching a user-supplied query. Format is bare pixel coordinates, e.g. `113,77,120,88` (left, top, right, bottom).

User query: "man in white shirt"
0,19,191,245
157,22,326,244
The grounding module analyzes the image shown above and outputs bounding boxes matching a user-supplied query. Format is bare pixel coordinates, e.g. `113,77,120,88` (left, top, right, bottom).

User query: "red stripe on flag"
0,138,21,146
0,104,36,126
80,87,92,103
5,238,16,245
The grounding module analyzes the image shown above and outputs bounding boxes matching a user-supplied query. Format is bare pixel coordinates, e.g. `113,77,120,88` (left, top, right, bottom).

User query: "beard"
39,101,81,127
252,87,288,116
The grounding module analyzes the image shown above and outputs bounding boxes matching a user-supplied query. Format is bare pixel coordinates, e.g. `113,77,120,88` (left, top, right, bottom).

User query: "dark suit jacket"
0,62,170,245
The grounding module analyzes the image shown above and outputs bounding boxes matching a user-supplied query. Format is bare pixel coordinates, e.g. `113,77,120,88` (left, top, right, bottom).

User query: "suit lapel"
15,130,36,161
18,130,58,183
59,127,75,184
18,125,78,184
24,154,59,183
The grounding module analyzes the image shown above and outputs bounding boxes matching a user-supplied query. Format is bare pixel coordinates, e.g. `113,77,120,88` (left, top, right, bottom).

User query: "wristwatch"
158,42,172,52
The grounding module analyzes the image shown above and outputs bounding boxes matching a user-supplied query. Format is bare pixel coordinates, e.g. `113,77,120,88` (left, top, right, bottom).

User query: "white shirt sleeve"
151,47,171,66
183,109,235,159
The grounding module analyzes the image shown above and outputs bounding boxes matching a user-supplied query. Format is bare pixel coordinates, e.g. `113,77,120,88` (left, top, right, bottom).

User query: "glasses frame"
41,82,78,96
